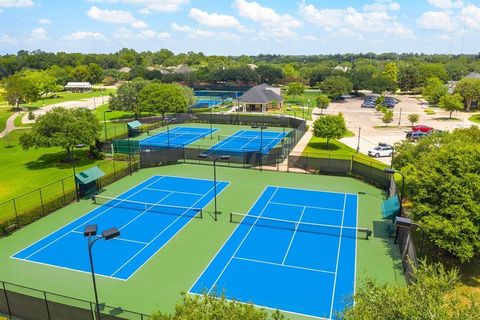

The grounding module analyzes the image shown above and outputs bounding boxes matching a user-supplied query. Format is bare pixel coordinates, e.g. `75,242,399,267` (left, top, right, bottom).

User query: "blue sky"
1,0,479,55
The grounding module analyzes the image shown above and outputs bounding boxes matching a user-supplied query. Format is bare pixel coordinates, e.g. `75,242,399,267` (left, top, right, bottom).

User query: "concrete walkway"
0,112,23,138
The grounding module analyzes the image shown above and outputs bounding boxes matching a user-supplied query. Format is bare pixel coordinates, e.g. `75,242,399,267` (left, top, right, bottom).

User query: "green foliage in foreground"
342,261,480,320
394,127,480,263
152,293,286,320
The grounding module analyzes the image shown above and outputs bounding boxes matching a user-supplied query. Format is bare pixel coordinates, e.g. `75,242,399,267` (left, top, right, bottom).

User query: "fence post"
12,199,19,227
112,157,117,181
43,291,51,320
305,153,308,173
2,281,12,319
39,188,45,216
89,302,95,320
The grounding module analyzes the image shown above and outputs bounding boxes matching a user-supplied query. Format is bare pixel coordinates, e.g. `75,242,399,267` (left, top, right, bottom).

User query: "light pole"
103,109,112,141
197,154,231,221
209,107,213,140
166,122,170,147
384,168,405,212
84,225,120,320
251,124,267,171
395,216,426,257
236,98,241,125
356,127,361,154
72,143,85,202
398,107,403,127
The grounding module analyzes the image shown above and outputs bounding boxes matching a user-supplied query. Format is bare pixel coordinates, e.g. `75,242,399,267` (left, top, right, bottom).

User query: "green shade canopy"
382,195,400,220
127,120,142,129
75,166,105,185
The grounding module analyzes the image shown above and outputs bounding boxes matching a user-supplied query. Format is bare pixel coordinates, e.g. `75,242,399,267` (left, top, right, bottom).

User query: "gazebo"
75,166,105,197
238,83,282,113
64,82,92,93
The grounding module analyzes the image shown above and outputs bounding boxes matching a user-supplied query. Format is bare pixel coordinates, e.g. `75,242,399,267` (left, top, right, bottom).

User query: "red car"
412,125,434,132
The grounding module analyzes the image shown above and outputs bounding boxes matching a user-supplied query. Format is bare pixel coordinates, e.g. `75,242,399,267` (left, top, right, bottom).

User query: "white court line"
233,256,335,275
71,230,149,246
328,193,347,320
20,176,165,261
110,182,221,278
144,187,204,196
208,130,246,152
140,127,183,143
281,206,306,265
207,187,280,294
260,131,285,153
269,201,343,212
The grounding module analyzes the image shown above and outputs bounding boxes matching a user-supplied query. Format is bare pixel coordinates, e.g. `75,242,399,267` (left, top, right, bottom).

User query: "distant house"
247,64,258,70
447,72,480,108
64,82,92,93
118,67,132,73
238,83,282,113
173,65,194,74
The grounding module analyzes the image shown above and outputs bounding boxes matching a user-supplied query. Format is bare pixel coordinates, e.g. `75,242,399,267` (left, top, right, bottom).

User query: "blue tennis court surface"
190,186,359,319
12,176,229,281
140,127,218,148
209,130,286,155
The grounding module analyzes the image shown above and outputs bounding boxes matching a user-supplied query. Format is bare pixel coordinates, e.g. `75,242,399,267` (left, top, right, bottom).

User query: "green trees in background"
394,127,480,263
454,78,480,111
19,108,101,160
369,75,397,94
109,80,149,119
315,94,331,114
256,64,284,84
438,93,464,118
312,113,347,148
422,77,447,104
152,293,285,320
320,76,353,99
383,62,398,84
342,261,480,320
140,83,188,117
1,73,39,107
286,82,305,99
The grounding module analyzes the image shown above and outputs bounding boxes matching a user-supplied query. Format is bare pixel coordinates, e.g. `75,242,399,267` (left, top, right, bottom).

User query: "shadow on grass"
24,150,95,170
307,142,342,151
434,117,461,121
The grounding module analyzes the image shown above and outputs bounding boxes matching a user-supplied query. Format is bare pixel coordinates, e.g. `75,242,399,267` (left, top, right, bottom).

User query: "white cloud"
65,31,106,40
189,8,244,30
113,27,171,40
171,23,240,40
87,6,148,29
87,0,188,12
460,5,480,30
300,1,415,38
364,0,400,12
0,0,34,8
0,33,17,44
38,18,51,25
417,11,454,31
30,27,47,40
233,0,301,29
304,35,317,40
427,0,463,9
171,22,191,32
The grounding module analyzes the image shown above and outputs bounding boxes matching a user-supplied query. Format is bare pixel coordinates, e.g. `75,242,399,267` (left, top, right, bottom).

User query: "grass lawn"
469,114,480,124
303,135,387,168
0,130,122,205
25,89,116,109
0,105,13,133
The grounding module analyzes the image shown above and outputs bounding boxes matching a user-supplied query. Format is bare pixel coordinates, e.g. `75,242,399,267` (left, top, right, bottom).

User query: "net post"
229,212,232,223
91,196,96,204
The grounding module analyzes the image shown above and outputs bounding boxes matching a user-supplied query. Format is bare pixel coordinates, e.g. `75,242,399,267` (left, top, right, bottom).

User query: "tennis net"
160,132,207,139
217,135,281,143
230,212,371,239
93,195,203,219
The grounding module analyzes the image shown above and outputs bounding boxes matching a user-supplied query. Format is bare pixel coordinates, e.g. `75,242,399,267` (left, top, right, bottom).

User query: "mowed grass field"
0,164,404,319
25,89,116,109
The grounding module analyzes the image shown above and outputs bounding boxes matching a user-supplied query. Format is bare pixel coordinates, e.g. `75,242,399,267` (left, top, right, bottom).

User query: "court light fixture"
84,225,120,320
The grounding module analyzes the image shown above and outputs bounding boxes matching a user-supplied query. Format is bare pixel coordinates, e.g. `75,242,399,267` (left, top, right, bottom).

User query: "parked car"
382,97,397,108
412,125,434,132
361,99,376,108
368,143,394,158
406,131,427,141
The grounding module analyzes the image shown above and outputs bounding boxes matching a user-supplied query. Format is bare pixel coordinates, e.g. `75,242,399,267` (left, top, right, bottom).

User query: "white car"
368,144,393,158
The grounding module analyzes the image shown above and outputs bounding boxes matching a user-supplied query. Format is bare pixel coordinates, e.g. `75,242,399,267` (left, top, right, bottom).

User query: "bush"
28,111,35,120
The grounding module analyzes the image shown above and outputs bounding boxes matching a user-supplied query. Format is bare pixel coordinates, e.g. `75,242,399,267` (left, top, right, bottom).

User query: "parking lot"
321,94,477,165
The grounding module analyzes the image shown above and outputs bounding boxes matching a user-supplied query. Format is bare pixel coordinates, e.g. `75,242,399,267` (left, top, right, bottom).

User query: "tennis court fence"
0,280,150,320
0,156,140,237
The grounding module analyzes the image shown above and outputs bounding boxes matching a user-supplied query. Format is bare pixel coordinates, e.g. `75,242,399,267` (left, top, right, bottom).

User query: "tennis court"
208,130,286,155
140,127,218,148
12,175,229,281
190,186,365,319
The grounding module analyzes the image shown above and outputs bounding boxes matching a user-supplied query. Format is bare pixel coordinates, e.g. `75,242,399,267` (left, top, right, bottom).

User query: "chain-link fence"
0,280,150,320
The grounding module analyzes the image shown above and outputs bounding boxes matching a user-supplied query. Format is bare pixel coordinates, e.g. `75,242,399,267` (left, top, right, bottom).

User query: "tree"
342,261,480,320
1,73,39,107
320,76,353,100
23,70,59,99
381,109,394,126
398,64,421,92
304,65,332,87
312,113,347,148
350,64,378,93
19,108,101,160
438,93,464,118
393,127,480,262
455,78,480,111
418,63,449,84
383,62,398,83
286,82,304,99
408,114,420,126
182,85,196,108
152,293,285,320
256,64,284,84
369,75,397,94
422,77,448,105
315,94,331,114
140,83,188,117
109,80,149,119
